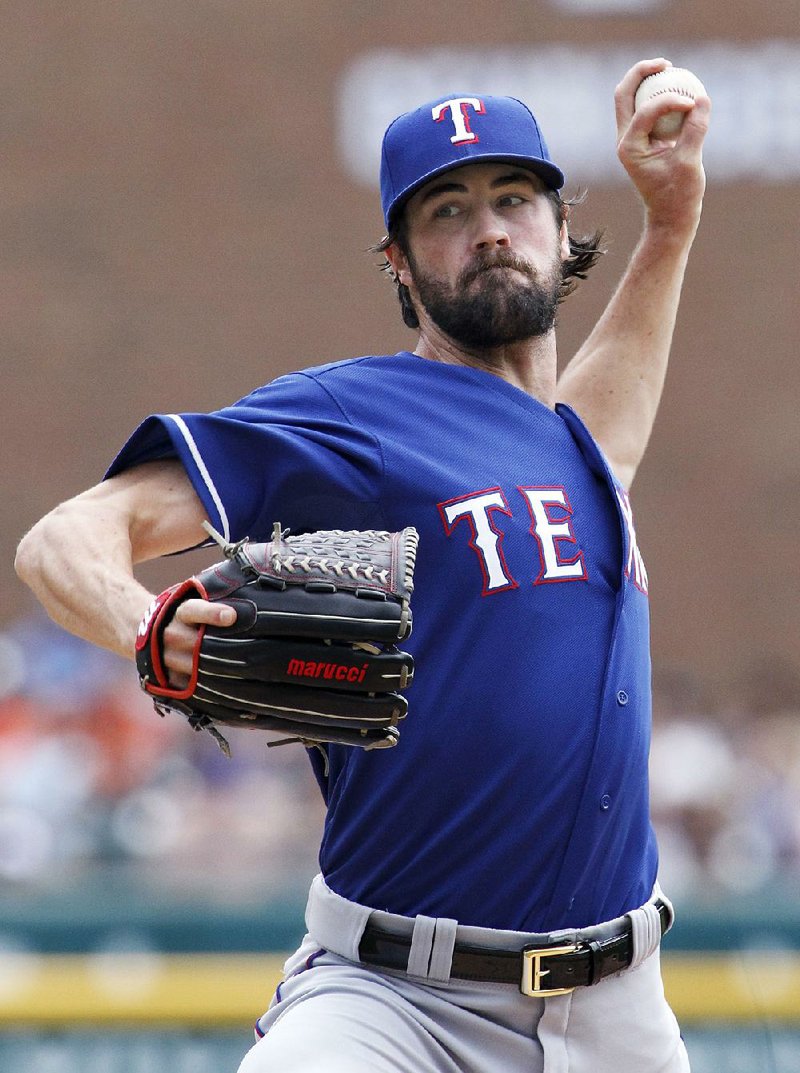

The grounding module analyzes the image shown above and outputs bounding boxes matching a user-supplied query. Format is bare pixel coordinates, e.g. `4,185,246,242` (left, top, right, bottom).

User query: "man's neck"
414,326,559,407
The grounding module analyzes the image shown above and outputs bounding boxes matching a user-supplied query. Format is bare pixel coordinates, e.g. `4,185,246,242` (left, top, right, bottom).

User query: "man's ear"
385,243,413,287
559,210,571,262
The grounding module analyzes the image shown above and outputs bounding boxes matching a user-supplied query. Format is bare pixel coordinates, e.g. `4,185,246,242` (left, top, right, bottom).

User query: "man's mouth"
464,262,531,286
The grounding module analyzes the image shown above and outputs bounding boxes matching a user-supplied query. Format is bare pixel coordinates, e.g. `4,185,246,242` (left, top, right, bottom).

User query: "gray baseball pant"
237,875,690,1073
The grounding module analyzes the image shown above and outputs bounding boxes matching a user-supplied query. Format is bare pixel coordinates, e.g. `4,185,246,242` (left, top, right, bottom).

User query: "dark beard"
411,248,561,351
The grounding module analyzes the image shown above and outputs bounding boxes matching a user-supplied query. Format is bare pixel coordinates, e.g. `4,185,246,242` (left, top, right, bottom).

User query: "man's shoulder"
292,352,416,384
233,353,416,415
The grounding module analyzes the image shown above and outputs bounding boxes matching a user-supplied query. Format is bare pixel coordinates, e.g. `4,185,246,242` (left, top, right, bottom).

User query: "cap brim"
387,153,565,228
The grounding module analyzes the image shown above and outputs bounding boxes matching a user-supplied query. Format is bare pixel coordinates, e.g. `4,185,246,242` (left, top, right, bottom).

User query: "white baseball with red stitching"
634,68,706,139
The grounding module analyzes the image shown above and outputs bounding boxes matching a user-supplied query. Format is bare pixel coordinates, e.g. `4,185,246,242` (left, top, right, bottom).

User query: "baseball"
634,67,706,139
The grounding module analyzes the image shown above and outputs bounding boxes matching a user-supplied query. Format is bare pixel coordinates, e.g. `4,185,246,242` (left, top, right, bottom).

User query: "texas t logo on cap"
432,97,486,145
380,93,565,229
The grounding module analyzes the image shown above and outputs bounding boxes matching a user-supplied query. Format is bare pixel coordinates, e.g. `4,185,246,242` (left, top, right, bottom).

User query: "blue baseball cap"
380,93,565,229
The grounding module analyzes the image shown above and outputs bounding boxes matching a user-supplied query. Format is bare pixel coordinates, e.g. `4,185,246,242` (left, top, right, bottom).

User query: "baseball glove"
136,521,418,756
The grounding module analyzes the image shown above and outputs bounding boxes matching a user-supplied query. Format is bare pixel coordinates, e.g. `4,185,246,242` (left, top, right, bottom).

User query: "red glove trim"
136,578,209,698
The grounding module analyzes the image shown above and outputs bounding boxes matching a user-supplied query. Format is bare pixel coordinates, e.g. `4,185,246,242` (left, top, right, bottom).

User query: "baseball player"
16,58,709,1073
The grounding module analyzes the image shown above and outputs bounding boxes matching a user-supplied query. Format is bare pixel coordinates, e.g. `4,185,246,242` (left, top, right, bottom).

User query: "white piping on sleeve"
167,414,231,541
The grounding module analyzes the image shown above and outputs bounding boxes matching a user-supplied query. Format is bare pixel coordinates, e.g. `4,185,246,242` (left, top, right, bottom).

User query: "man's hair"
369,190,606,331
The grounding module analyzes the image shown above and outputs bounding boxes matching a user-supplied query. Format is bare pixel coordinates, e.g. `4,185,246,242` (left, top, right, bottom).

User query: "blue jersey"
108,352,658,931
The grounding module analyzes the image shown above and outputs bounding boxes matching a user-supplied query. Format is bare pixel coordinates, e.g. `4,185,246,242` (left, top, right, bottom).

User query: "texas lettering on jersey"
617,488,649,594
438,484,648,596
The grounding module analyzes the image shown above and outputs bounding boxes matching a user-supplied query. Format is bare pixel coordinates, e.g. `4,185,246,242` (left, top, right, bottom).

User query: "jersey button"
616,689,629,706
600,795,611,811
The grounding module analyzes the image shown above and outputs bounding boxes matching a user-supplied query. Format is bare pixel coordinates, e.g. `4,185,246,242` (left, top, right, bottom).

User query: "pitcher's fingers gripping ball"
634,67,707,139
136,522,419,755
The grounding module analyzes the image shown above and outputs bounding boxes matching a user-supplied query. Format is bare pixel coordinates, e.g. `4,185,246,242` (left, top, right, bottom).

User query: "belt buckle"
520,943,579,997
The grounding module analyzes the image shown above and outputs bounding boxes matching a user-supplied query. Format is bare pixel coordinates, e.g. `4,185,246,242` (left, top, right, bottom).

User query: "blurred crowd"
0,611,325,903
0,610,798,906
650,664,800,902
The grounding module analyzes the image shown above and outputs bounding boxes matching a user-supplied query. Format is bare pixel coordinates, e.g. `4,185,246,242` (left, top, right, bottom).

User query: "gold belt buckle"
520,943,579,997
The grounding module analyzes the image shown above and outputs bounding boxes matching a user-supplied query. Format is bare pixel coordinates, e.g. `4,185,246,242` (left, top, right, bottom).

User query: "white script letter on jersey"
438,488,518,595
616,489,649,595
431,97,485,145
519,487,587,584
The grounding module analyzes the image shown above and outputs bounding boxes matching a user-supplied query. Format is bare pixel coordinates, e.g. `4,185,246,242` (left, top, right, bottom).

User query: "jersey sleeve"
104,372,385,542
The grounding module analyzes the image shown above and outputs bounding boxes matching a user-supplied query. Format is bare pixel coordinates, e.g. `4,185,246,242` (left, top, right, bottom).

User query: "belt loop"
304,874,373,962
654,882,676,930
407,915,437,979
586,939,603,985
428,917,458,983
628,901,662,970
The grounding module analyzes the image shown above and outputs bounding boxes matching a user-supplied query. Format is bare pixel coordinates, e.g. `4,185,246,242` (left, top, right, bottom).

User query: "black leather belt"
358,899,670,996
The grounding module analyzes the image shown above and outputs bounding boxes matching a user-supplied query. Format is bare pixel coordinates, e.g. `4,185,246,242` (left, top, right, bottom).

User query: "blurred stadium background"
2,2,799,1070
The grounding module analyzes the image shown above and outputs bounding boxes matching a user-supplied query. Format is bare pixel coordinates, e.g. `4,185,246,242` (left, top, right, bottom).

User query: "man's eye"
498,194,525,207
434,204,461,218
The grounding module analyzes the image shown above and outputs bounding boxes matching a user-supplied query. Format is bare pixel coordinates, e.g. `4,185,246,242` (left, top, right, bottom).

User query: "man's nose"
473,207,511,250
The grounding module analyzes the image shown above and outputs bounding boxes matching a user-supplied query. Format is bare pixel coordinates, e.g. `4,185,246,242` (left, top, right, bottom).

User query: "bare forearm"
557,218,697,483
16,461,211,660
15,498,154,660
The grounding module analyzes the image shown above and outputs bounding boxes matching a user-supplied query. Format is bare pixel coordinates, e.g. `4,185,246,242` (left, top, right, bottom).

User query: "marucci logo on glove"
287,659,369,683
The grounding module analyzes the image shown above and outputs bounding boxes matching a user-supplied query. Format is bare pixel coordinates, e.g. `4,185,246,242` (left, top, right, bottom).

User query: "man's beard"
410,247,562,351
